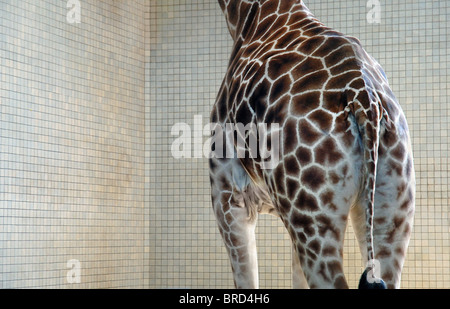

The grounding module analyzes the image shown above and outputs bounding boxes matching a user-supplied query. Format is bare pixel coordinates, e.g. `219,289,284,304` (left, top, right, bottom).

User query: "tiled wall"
146,0,233,288
1,0,449,289
1,0,146,288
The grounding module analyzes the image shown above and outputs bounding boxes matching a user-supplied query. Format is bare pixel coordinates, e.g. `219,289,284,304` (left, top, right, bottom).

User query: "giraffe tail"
348,87,387,289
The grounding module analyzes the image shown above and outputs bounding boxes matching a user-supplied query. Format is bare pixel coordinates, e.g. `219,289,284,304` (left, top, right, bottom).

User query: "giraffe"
209,0,415,289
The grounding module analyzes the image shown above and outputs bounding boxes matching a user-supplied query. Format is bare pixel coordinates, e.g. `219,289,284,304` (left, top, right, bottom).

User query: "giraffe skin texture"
210,0,415,289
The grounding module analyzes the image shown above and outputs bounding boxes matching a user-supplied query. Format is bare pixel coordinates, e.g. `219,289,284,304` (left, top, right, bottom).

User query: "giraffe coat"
210,0,415,289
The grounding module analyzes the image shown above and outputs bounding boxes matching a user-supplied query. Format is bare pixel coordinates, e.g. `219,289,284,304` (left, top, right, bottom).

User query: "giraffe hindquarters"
351,144,415,289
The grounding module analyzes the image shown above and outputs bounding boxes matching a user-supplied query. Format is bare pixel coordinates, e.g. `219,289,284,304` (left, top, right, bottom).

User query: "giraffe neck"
218,0,322,42
218,0,258,40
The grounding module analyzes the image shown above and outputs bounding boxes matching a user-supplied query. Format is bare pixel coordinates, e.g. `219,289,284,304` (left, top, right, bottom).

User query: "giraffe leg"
351,138,415,289
373,153,415,289
291,233,348,288
297,215,348,289
210,157,259,289
292,245,309,289
215,200,259,288
284,206,350,289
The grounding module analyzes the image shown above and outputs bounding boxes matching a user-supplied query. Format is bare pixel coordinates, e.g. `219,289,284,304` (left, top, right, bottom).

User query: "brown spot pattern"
213,0,415,289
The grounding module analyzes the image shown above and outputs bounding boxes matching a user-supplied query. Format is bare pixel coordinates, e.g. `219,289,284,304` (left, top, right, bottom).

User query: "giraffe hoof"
358,268,387,289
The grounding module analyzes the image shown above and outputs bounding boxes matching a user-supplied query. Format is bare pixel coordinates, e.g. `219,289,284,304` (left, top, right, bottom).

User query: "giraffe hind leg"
372,152,415,289
282,192,351,289
216,200,259,289
292,245,309,288
210,157,260,288
351,140,415,289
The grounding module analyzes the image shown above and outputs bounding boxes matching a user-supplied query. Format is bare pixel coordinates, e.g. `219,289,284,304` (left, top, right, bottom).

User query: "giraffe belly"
245,181,279,218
